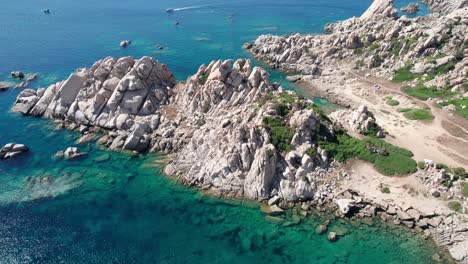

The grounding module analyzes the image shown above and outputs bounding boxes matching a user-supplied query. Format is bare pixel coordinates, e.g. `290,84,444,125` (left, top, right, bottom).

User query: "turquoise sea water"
0,0,445,263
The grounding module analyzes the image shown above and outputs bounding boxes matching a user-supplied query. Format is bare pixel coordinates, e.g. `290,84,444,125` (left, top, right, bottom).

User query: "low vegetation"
403,83,453,101
260,93,418,176
263,116,294,152
397,108,434,120
385,97,400,106
199,74,208,85
462,182,468,198
437,97,468,119
392,64,420,82
381,186,391,194
417,161,426,170
448,201,462,213
318,128,417,176
392,58,458,83
305,148,317,157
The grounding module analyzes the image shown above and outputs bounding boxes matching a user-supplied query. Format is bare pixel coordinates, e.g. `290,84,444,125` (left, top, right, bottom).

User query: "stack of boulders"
330,105,384,137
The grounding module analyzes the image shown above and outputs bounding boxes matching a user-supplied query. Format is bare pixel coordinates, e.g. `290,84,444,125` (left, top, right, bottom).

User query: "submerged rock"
0,82,12,91
11,71,25,79
327,232,338,242
64,147,85,159
0,143,29,160
120,40,132,47
400,2,420,14
315,224,328,235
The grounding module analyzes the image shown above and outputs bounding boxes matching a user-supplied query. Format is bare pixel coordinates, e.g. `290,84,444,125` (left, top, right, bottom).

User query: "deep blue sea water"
0,1,444,263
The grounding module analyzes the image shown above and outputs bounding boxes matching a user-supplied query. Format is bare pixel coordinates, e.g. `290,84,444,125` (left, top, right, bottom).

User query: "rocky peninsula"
9,0,468,262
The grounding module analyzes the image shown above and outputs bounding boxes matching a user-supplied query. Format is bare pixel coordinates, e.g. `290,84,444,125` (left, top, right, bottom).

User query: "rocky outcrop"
245,0,468,261
423,0,468,14
360,0,398,20
246,0,467,93
12,56,339,201
330,105,382,136
12,56,176,152
400,2,420,14
0,143,29,160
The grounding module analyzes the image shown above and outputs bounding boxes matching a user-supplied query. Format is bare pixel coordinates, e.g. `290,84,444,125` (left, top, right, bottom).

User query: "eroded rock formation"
12,56,341,201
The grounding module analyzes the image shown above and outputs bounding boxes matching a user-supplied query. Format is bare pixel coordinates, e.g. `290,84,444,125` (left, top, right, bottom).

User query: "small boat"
43,9,50,14
166,8,175,13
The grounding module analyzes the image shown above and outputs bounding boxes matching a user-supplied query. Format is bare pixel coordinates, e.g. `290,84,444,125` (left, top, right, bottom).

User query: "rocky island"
8,0,468,262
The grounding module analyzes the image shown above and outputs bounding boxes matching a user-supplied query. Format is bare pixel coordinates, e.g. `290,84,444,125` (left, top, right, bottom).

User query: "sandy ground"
298,65,468,169
337,160,453,216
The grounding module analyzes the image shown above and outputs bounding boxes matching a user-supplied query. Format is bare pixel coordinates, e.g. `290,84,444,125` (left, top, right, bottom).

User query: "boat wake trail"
173,3,223,12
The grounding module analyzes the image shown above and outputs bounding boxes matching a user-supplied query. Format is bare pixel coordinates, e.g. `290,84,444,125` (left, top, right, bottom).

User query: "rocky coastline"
10,54,467,262
243,0,468,262
9,0,468,262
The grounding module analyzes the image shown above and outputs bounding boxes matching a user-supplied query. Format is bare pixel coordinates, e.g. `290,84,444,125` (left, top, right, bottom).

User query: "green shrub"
373,154,418,176
355,59,364,68
381,187,391,194
397,108,412,113
263,117,294,152
392,64,419,82
199,74,208,85
305,148,317,157
390,38,402,56
436,163,451,172
319,134,416,176
448,201,462,212
386,98,400,106
259,93,274,107
274,102,291,116
368,43,380,51
279,92,296,104
453,167,468,180
403,83,453,100
353,47,364,55
462,182,468,197
417,161,426,170
403,108,434,120
202,104,210,113
438,97,468,119
435,61,456,75
405,37,418,47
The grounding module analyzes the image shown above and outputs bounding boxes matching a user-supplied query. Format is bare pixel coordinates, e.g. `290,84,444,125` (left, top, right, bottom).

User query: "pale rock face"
244,144,277,199
329,105,379,134
12,56,333,202
11,89,40,115
13,56,176,152
335,199,357,215
360,0,398,20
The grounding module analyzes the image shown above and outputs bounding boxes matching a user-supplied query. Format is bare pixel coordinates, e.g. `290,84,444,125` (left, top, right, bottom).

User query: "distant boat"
43,9,50,14
166,8,175,13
